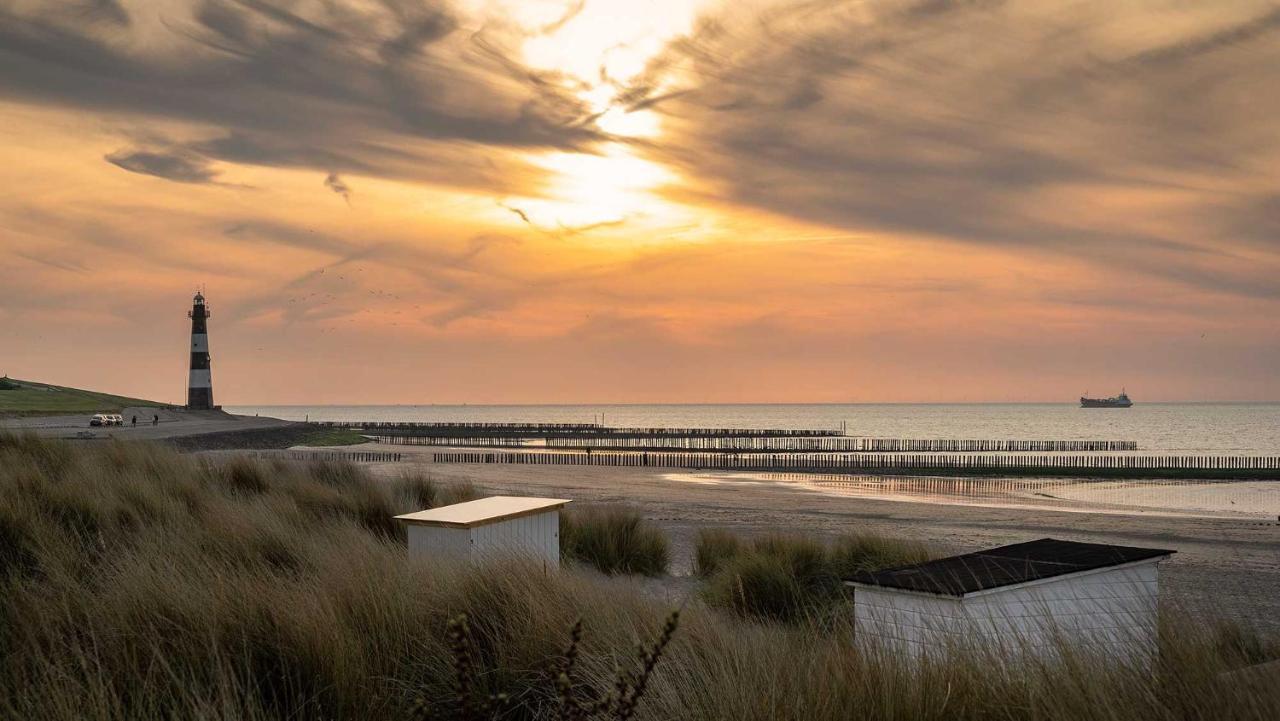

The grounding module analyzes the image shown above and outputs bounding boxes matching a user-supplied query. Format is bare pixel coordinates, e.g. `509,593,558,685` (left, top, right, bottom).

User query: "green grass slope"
0,377,169,416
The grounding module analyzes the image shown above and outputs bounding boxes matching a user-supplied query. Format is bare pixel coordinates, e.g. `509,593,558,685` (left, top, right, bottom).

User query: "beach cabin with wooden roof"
395,496,570,568
847,538,1174,661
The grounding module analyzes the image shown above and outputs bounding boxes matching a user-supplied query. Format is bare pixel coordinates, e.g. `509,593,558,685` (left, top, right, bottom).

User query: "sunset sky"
2,0,1278,404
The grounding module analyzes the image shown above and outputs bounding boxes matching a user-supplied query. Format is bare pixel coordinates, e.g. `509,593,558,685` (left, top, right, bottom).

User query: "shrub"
694,528,740,577
220,456,271,494
392,471,439,509
702,534,842,622
560,506,670,576
828,532,933,577
1212,620,1280,667
437,480,481,507
699,530,934,623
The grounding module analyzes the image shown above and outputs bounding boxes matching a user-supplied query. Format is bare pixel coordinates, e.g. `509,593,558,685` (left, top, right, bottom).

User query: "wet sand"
364,444,1280,632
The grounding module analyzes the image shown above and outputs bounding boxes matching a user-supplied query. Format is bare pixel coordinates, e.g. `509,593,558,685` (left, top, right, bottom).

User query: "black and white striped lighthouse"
186,291,214,410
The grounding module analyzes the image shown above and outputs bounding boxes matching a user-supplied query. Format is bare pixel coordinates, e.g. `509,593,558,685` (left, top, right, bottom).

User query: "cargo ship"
1080,390,1133,408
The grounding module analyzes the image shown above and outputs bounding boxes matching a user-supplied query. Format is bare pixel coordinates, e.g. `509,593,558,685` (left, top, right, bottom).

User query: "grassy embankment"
1,432,1277,720
0,377,169,416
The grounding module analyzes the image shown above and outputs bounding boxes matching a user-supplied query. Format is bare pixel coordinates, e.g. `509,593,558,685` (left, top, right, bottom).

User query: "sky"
1,0,1278,404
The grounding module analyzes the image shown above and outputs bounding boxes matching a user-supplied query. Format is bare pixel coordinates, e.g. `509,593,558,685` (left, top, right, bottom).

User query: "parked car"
90,413,109,427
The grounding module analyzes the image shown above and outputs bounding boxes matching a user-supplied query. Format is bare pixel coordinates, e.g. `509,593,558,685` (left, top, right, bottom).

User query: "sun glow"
501,143,686,231
466,0,706,238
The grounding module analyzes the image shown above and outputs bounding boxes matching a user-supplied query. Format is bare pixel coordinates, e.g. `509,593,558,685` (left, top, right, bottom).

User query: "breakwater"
373,436,529,447
248,449,403,463
425,450,1280,479
311,421,842,438
543,437,1139,452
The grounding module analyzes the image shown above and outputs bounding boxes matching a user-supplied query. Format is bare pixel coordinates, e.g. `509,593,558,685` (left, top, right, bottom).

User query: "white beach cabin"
847,538,1174,662
395,496,571,569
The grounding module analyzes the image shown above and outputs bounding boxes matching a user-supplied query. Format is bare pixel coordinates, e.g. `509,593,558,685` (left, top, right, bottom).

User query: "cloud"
537,0,587,36
105,148,219,183
0,0,604,189
323,172,352,204
628,0,1280,298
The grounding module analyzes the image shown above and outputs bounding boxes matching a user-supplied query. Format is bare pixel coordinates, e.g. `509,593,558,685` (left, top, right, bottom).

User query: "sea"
225,403,1280,454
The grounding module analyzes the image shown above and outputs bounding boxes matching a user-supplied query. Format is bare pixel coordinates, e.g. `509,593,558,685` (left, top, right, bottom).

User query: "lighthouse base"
186,388,214,410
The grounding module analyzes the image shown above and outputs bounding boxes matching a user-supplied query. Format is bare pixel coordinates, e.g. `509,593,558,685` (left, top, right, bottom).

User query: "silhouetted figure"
131,415,137,427
152,414,159,426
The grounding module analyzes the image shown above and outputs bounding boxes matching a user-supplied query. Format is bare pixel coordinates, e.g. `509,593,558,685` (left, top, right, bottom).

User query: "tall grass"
700,530,934,623
693,528,740,577
560,506,670,576
1,432,1277,720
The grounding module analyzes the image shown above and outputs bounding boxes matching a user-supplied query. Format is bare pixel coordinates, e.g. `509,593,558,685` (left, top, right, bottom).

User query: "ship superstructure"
1080,390,1132,408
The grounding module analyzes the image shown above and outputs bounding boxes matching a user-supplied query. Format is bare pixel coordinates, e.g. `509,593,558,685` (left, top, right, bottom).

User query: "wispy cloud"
105,148,220,184
0,0,604,189
323,172,352,204
627,0,1280,298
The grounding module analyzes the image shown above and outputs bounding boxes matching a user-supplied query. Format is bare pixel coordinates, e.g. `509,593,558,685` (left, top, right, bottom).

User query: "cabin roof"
847,538,1174,597
394,496,570,529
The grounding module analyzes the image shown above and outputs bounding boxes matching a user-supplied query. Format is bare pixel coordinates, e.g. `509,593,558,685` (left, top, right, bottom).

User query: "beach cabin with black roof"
847,538,1174,661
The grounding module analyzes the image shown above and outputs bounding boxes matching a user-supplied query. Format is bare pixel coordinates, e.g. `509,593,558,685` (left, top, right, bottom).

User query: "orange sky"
1,0,1278,404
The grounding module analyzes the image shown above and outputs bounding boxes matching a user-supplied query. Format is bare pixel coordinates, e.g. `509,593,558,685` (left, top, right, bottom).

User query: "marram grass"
0,432,1277,720
560,505,671,576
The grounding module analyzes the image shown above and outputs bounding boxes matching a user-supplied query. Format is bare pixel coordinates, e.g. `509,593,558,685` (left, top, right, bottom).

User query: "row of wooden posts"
283,450,403,463
371,435,1140,452
426,450,1280,479
373,436,530,447
313,421,842,439
542,437,1140,452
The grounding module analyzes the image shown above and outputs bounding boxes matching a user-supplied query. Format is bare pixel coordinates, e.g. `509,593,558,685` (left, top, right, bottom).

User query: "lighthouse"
186,291,214,410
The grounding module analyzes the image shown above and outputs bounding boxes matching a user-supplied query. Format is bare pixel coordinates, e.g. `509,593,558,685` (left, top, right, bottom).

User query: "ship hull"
1080,398,1133,408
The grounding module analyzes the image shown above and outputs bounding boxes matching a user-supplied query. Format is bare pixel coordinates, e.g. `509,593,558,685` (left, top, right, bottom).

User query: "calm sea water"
225,403,1280,454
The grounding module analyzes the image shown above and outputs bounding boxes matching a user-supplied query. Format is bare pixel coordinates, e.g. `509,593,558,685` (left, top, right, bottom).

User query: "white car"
90,414,125,427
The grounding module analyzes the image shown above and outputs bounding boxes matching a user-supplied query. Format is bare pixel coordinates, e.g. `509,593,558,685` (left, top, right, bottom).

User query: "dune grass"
699,529,935,623
560,506,670,576
0,432,1277,720
693,528,741,578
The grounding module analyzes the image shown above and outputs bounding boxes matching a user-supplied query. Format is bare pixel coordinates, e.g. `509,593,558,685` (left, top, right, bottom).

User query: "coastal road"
0,407,296,441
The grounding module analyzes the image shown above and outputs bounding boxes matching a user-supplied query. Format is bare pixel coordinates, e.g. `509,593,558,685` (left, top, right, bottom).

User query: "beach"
361,443,1280,632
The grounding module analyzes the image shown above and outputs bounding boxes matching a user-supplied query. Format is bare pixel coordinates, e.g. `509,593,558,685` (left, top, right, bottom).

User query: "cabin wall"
404,511,561,568
962,562,1160,659
406,524,472,561
471,511,560,569
854,561,1161,662
854,586,965,659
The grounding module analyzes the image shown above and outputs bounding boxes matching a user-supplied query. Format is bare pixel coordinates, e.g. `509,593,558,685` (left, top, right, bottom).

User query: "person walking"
131,415,137,427
152,414,159,426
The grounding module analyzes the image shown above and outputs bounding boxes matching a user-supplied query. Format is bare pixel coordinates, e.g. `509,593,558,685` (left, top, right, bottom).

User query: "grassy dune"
0,377,168,415
0,433,1277,720
697,529,934,623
